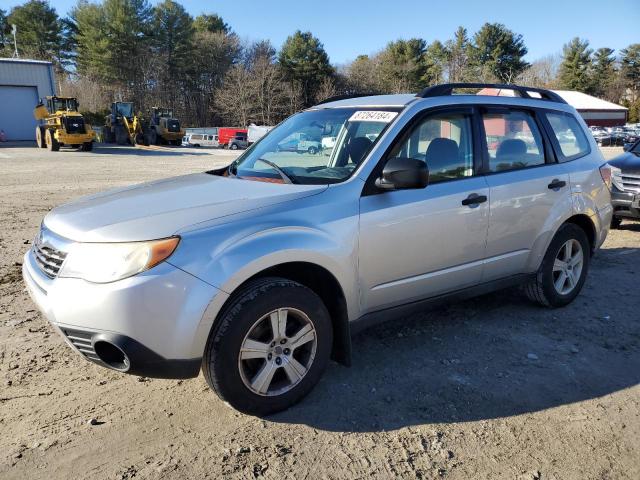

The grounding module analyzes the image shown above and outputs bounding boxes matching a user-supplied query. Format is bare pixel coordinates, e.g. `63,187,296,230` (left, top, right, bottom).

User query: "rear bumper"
22,247,226,379
611,189,640,219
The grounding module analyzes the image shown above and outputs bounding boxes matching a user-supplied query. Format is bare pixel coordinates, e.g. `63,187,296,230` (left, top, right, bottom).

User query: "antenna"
11,24,19,58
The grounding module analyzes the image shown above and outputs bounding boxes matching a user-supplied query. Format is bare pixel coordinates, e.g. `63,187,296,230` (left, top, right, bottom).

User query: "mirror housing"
375,157,429,190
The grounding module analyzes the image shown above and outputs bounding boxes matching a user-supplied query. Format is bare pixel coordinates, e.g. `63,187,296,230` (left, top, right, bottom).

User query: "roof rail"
316,92,379,105
416,83,567,104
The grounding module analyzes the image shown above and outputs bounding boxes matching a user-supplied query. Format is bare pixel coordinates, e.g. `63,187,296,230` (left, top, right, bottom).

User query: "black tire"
524,223,590,308
610,216,622,229
115,126,128,145
308,146,317,155
81,141,93,151
202,277,333,416
230,143,238,150
149,129,158,145
171,140,181,146
35,126,46,148
45,129,60,151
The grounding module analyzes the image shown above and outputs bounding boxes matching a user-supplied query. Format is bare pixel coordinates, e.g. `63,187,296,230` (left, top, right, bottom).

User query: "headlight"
611,166,624,191
59,237,180,283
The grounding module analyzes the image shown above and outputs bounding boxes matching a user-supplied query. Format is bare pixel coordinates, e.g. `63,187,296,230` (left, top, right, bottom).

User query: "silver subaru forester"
23,83,614,415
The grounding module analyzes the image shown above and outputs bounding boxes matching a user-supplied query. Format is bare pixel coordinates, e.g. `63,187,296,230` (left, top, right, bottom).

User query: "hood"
609,151,640,174
44,173,326,242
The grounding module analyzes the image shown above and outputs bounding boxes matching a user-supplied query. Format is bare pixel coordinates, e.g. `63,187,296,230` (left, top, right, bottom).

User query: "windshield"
51,98,78,112
228,108,399,184
116,103,134,118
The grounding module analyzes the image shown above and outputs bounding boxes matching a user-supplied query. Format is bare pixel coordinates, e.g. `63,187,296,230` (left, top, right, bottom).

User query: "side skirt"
349,273,534,337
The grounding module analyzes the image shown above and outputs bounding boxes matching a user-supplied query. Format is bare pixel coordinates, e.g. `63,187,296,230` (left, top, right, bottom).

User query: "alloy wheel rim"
238,307,317,397
552,239,584,295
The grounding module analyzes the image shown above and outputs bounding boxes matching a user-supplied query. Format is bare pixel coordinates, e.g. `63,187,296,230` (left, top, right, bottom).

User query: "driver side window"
389,111,475,183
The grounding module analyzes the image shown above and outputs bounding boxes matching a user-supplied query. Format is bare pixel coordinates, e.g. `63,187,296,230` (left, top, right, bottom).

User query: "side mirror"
375,157,429,190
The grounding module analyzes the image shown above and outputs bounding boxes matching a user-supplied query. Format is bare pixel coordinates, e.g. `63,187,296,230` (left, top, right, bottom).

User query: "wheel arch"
564,213,597,254
213,261,352,367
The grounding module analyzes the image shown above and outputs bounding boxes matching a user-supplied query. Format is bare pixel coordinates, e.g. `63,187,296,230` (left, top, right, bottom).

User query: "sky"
3,0,639,64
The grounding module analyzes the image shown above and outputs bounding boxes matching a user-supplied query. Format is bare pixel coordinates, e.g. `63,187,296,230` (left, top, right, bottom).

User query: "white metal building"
552,90,628,127
0,58,56,140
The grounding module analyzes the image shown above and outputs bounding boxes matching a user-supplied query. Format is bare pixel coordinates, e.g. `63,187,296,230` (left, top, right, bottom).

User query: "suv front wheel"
525,223,591,308
202,277,332,415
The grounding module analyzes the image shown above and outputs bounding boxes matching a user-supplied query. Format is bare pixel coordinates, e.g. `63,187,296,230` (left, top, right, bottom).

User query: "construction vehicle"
103,102,148,146
147,107,185,146
33,96,95,151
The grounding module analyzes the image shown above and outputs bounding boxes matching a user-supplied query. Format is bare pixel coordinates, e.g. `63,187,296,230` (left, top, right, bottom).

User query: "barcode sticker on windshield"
348,111,398,123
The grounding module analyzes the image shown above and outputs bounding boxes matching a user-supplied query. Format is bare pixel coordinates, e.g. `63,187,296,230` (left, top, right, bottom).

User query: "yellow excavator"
33,96,95,151
102,102,148,146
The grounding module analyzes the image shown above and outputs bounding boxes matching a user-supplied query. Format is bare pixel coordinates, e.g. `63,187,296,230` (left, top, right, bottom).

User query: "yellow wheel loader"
147,107,185,146
102,102,149,146
33,97,95,151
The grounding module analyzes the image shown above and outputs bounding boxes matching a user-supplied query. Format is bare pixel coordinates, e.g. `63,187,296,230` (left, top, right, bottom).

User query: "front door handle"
461,193,488,206
548,179,566,190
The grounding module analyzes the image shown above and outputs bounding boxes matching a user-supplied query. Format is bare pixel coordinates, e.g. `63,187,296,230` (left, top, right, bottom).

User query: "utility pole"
11,24,19,58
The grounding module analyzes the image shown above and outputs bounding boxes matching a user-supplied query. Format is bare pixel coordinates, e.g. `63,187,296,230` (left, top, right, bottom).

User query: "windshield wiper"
255,158,296,184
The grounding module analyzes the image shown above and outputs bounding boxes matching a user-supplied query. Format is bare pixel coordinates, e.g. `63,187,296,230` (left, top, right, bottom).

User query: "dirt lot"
1,143,639,480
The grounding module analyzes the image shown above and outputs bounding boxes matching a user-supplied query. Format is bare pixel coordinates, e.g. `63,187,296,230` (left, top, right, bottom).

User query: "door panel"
480,108,571,280
359,176,490,313
483,165,570,279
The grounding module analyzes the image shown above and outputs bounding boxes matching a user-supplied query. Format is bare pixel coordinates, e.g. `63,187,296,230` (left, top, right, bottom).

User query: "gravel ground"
0,143,638,480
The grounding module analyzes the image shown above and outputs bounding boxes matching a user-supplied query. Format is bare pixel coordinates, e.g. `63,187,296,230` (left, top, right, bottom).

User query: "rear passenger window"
389,112,474,183
482,110,546,173
545,112,590,160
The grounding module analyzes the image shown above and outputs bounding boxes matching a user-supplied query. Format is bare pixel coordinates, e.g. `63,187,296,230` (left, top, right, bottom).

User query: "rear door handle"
548,179,566,190
461,193,488,207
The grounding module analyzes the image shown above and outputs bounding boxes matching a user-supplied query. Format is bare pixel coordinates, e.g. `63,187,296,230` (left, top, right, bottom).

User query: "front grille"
64,116,86,134
61,328,100,362
32,241,67,279
167,120,180,132
621,173,640,194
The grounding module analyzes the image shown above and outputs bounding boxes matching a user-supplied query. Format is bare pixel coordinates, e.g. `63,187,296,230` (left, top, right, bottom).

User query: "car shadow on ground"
617,222,640,232
90,145,213,156
271,247,640,432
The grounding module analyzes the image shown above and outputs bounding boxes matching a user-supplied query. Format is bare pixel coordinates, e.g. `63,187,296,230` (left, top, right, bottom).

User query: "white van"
187,133,219,147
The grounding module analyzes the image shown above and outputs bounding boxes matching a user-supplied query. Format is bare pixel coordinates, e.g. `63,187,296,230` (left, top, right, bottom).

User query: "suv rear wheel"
202,277,332,415
525,223,590,307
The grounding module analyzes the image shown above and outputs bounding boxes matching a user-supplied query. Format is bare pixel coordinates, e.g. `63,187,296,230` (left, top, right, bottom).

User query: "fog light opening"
94,341,130,371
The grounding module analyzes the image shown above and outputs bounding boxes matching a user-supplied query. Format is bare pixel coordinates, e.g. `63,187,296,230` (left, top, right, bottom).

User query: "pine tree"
470,23,529,83
558,37,593,93
7,1,64,63
591,47,617,99
278,30,334,107
620,43,640,99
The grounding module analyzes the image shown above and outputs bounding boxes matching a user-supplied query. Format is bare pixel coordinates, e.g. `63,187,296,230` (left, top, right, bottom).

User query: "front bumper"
611,189,640,220
56,131,94,144
22,247,226,378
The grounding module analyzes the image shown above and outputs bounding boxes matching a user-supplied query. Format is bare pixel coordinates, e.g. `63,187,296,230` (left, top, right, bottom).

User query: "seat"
424,137,459,173
496,138,527,158
346,137,373,165
494,138,528,171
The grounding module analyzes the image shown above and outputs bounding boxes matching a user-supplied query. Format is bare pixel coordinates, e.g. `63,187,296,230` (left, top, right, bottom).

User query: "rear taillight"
600,163,613,190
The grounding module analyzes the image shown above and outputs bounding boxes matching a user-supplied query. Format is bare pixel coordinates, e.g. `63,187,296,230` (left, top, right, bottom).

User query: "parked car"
608,139,640,228
22,83,613,416
186,133,219,147
228,132,248,150
596,133,626,146
276,132,322,154
218,128,247,148
248,125,274,145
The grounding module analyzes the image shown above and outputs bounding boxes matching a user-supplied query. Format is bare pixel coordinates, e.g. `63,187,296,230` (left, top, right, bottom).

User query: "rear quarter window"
545,112,590,161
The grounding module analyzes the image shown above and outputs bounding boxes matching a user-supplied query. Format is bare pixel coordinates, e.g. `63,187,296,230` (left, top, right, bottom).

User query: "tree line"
1,0,639,126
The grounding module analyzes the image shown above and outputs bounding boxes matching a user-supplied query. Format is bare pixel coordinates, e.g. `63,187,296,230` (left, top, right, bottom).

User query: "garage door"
0,85,39,141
